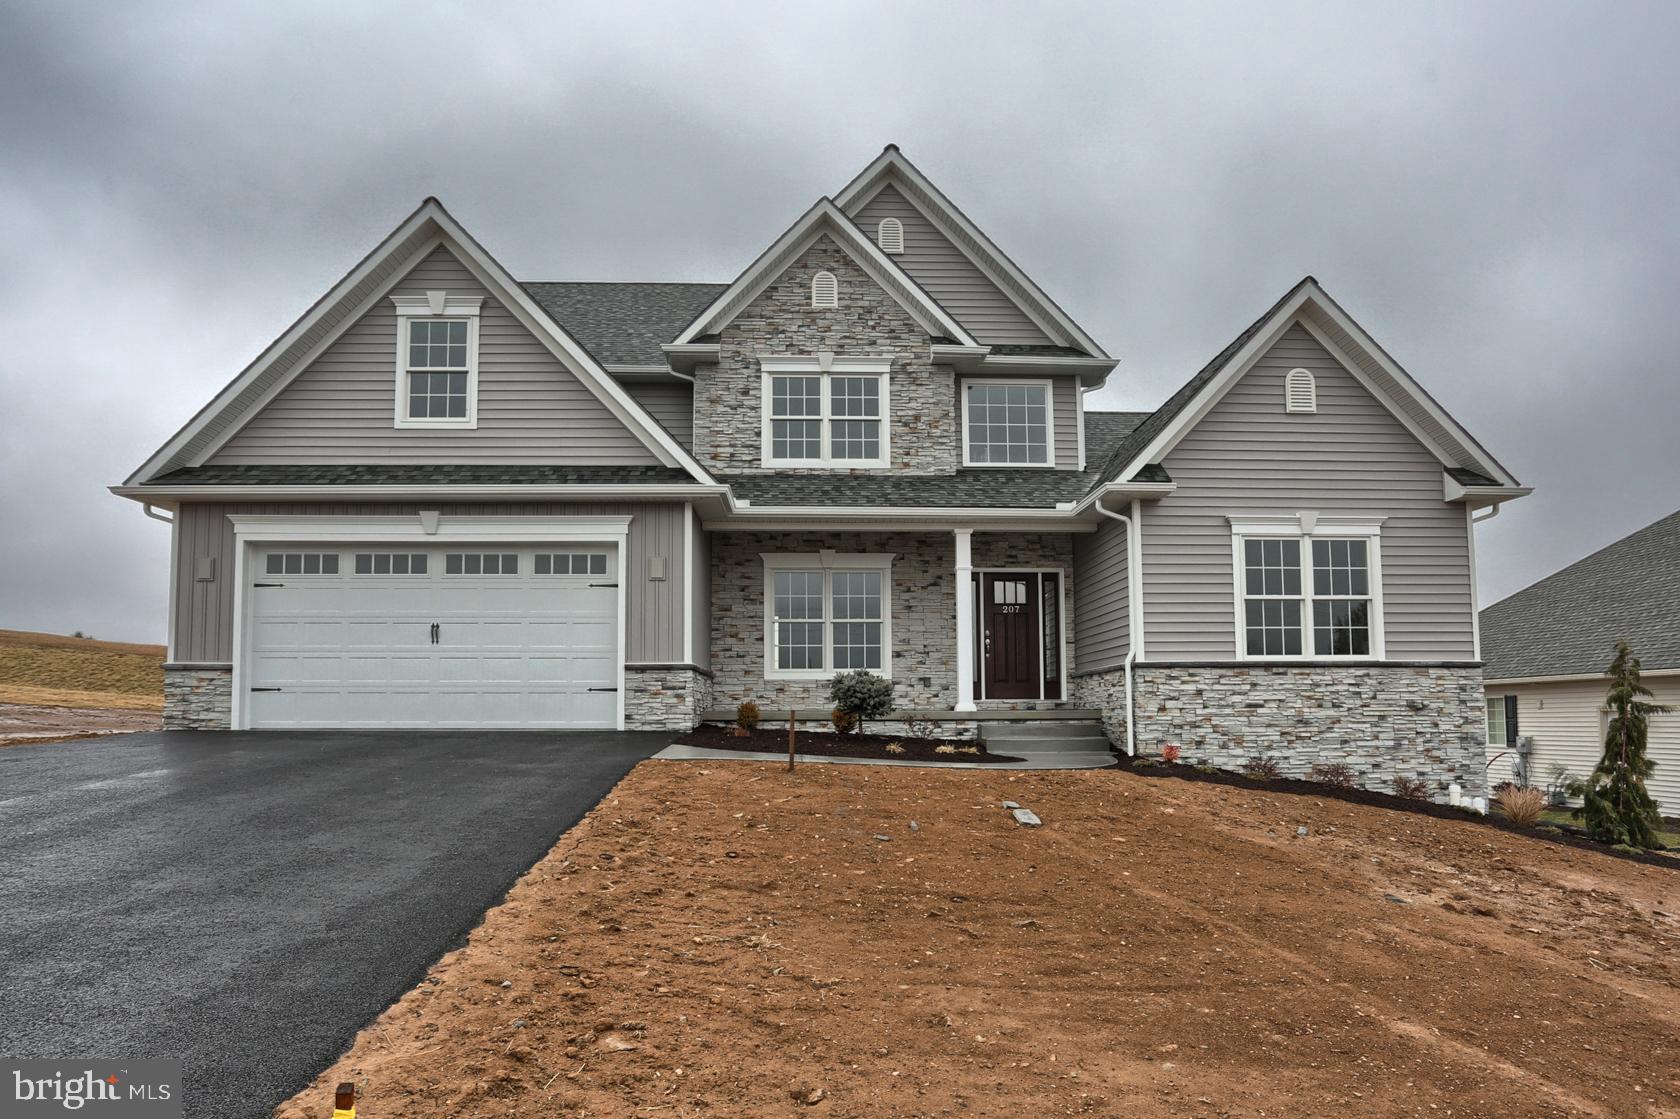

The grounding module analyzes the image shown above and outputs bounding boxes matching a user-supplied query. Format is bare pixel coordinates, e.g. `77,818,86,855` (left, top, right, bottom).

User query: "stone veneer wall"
972,533,1075,710
163,666,232,730
624,667,713,732
694,234,955,475
1075,664,1489,800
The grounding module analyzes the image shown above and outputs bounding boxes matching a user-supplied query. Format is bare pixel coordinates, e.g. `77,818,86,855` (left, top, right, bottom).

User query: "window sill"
765,669,893,682
395,418,478,430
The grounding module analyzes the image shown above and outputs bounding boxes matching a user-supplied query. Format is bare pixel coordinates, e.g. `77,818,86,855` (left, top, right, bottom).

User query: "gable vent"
877,217,904,254
811,270,838,309
1285,368,1317,413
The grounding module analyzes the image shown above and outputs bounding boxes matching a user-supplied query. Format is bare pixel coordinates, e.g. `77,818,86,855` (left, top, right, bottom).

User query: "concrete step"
988,738,1114,755
982,720,1107,740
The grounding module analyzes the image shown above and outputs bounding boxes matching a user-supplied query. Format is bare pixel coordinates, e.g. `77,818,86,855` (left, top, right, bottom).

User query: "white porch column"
953,528,976,712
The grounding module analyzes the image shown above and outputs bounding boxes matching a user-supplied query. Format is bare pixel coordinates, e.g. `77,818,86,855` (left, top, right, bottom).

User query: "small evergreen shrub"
736,700,761,732
1570,642,1670,848
830,670,893,734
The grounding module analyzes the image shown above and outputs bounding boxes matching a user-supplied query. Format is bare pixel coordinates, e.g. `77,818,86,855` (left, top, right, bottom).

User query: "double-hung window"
1232,518,1384,659
763,553,893,678
963,379,1054,465
391,292,483,428
762,358,890,467
1485,697,1507,747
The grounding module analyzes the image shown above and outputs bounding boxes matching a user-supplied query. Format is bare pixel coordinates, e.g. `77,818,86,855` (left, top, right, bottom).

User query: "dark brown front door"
983,573,1040,699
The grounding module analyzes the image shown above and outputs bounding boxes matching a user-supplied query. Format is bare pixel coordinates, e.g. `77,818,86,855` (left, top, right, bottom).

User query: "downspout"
1092,496,1139,756
143,503,174,524
1471,502,1502,525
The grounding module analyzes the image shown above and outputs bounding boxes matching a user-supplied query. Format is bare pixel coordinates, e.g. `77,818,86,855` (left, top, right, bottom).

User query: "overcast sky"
3,0,1677,645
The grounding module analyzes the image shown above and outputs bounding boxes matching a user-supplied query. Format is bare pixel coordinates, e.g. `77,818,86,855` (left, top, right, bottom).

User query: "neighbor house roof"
523,282,727,367
1481,508,1680,681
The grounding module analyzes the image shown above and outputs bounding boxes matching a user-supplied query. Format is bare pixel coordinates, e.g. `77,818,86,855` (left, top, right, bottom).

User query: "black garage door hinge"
587,687,619,693
250,687,282,692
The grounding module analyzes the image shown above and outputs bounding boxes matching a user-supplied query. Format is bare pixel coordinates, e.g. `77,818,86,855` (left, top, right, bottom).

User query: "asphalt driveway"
0,729,669,1118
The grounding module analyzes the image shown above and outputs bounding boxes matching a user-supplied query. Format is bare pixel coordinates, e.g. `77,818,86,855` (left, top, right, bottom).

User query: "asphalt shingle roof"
522,281,727,367
149,464,697,486
1480,508,1680,680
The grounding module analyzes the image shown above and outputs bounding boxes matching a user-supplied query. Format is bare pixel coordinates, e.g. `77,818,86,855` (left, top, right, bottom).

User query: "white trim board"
760,551,895,682
959,376,1057,468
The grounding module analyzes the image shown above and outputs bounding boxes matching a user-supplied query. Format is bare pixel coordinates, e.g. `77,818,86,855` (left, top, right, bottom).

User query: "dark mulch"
1115,756,1679,871
677,723,1023,763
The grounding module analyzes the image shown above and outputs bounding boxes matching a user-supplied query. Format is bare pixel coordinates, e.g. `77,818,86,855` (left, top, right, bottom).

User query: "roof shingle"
522,282,727,367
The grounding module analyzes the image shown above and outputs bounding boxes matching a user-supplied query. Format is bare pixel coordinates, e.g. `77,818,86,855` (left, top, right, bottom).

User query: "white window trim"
392,292,484,430
960,377,1057,468
761,356,892,469
761,551,894,681
1485,697,1507,747
971,567,1070,703
1227,514,1387,661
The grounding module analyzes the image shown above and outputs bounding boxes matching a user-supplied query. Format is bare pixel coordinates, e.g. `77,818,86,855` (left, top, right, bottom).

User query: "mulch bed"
676,723,1023,763
1115,756,1680,870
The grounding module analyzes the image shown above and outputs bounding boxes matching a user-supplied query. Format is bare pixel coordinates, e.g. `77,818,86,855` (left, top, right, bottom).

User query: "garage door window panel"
354,552,428,575
266,552,340,576
445,553,520,575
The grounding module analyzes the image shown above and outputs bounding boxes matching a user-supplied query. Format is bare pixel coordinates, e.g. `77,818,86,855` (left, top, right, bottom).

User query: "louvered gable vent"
1284,368,1317,413
877,216,904,254
811,270,838,308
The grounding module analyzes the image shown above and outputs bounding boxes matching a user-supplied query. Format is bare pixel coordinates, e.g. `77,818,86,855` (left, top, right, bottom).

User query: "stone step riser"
987,742,1114,755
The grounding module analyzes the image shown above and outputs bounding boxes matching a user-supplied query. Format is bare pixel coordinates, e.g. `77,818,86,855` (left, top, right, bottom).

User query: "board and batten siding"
1485,677,1680,814
626,381,694,450
690,511,711,671
208,246,661,465
1142,323,1475,661
1072,514,1130,673
955,375,1080,470
852,184,1052,347
169,501,689,665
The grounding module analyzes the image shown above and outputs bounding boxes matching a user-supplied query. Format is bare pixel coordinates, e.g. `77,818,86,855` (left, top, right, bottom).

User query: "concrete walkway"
653,743,1115,770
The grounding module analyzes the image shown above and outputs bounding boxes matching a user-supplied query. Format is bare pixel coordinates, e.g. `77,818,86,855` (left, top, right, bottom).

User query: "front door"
982,572,1040,699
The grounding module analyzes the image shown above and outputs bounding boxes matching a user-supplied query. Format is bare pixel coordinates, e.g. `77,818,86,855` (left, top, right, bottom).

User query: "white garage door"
244,545,619,729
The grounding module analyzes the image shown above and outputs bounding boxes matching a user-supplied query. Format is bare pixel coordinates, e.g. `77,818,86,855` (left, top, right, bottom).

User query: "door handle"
430,622,439,645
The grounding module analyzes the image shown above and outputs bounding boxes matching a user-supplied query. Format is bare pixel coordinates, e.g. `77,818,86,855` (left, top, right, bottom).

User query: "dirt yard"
277,763,1680,1119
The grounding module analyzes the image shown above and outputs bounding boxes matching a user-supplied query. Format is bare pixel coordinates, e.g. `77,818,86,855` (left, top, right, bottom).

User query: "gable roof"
523,282,726,368
835,145,1109,359
1481,508,1680,681
1084,276,1525,500
669,197,979,347
125,199,717,486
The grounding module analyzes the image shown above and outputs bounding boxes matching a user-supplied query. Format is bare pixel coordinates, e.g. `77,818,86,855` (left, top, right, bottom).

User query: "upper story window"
762,358,891,468
963,379,1054,466
1231,517,1385,660
390,292,483,429
1285,368,1317,413
877,217,904,254
811,271,839,308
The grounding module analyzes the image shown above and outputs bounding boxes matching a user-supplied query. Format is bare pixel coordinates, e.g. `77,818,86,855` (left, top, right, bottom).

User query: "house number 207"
999,605,1024,614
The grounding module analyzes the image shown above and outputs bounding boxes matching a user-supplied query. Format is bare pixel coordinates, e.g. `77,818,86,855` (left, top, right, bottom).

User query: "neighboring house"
1482,509,1680,812
113,145,1529,797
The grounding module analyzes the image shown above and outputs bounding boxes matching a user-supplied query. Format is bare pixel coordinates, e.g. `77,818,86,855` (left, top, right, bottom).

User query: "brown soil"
678,723,1022,763
0,628,165,713
0,702,161,747
276,763,1680,1119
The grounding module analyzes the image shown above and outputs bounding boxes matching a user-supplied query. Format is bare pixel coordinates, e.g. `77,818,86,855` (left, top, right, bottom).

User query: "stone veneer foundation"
624,667,713,732
1073,663,1489,800
163,665,233,729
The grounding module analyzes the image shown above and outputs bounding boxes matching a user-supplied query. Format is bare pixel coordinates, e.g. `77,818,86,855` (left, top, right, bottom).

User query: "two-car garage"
234,518,630,730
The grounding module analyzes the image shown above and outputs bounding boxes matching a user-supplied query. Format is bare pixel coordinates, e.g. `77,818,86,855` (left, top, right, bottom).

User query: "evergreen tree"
1570,641,1670,848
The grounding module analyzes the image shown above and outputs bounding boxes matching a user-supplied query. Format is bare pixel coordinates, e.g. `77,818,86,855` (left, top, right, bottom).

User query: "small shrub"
1309,762,1356,788
1393,774,1433,800
1544,764,1574,807
736,700,761,732
831,708,858,735
1496,785,1546,828
955,745,980,755
1160,743,1181,764
905,716,940,740
934,744,956,755
830,670,894,735
883,741,906,756
1242,755,1282,780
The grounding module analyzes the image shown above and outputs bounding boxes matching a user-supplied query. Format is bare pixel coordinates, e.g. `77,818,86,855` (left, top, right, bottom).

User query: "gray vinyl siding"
853,184,1052,346
626,381,694,450
169,501,688,664
209,246,661,465
956,375,1080,469
691,514,711,671
1142,323,1475,661
1072,515,1130,672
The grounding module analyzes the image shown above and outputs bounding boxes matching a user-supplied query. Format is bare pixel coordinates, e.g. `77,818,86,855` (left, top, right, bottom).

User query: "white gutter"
142,503,174,524
1092,496,1141,755
111,483,733,503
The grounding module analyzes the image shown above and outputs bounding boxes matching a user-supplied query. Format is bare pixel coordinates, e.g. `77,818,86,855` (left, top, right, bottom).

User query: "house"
112,145,1529,798
1482,508,1680,812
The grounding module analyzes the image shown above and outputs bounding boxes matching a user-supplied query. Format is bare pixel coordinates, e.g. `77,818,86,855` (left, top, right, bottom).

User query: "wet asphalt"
0,729,669,1117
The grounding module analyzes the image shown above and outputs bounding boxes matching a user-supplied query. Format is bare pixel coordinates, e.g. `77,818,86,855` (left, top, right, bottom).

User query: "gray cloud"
3,0,1677,643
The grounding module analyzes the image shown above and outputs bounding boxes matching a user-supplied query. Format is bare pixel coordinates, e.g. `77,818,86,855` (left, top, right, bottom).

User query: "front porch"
706,528,1086,726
